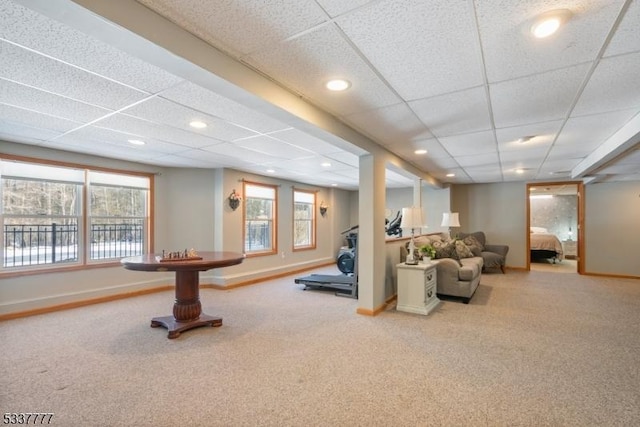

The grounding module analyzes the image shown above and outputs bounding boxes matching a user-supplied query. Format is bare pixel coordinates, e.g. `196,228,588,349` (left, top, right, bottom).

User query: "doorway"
526,182,584,274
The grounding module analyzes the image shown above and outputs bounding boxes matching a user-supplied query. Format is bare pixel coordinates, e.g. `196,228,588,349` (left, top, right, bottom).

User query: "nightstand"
396,261,440,316
563,240,577,259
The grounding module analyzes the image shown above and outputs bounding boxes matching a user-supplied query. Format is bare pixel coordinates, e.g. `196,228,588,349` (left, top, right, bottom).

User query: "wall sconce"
228,189,242,211
319,201,328,217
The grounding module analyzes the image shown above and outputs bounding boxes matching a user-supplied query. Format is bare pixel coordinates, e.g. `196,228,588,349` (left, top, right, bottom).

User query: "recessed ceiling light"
189,120,207,129
321,162,332,167
128,139,145,145
531,9,572,38
414,149,427,155
325,79,351,91
446,173,455,177
331,183,338,187
266,169,275,173
517,135,535,144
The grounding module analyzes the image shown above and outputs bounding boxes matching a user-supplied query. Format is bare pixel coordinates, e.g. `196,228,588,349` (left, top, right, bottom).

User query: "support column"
357,154,386,315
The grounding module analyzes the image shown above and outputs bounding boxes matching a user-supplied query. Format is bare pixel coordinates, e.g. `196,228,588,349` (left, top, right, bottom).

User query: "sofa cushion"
482,251,504,268
458,257,482,281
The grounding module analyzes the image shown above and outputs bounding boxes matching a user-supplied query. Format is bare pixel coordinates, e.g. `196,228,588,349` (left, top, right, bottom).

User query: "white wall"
452,182,527,269
584,181,640,276
0,143,353,315
452,180,640,277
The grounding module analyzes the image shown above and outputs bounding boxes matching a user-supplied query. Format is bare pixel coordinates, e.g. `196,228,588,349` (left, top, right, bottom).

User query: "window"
243,182,277,255
1,158,151,272
293,189,315,250
88,171,149,261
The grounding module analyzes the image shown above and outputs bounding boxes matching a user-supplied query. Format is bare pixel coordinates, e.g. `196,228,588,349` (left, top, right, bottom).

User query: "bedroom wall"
530,195,578,241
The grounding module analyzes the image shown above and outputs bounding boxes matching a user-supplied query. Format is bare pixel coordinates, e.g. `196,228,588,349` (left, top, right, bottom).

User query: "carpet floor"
1,268,639,426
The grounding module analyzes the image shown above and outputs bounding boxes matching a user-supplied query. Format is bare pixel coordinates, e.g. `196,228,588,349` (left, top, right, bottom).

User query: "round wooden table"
121,251,245,339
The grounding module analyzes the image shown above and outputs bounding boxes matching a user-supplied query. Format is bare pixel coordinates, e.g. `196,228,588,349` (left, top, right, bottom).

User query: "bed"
530,227,564,263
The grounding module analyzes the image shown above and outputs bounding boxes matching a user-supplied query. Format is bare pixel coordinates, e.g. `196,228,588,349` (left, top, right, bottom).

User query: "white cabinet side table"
396,261,440,316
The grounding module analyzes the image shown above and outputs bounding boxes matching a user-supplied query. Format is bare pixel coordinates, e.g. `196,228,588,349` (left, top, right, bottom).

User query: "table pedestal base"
150,314,222,339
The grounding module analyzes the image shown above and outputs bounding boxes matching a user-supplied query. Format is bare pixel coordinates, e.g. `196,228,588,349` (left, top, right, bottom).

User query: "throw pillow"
433,240,458,260
462,235,484,254
455,240,474,259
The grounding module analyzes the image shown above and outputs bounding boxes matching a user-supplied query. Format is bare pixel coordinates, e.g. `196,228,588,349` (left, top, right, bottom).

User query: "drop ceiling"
1,0,639,190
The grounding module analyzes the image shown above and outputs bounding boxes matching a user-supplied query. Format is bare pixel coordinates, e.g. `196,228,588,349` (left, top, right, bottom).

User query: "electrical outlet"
281,251,285,258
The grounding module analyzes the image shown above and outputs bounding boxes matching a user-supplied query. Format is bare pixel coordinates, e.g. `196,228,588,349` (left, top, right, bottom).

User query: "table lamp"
400,207,424,265
441,212,460,238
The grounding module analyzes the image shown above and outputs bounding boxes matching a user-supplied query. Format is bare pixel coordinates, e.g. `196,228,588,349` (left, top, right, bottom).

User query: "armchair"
458,231,509,273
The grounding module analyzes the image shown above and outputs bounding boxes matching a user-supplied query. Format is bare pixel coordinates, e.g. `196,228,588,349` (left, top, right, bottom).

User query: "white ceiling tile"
0,104,80,134
170,149,249,168
267,128,345,155
491,63,591,128
136,0,329,57
593,162,639,175
337,0,484,100
1,0,183,93
1,0,638,188
604,0,640,57
455,152,500,168
323,151,360,168
439,130,497,157
0,40,149,110
0,122,62,142
496,121,563,152
246,24,400,116
572,53,640,116
344,103,433,146
234,135,314,159
409,87,492,138
557,109,639,150
500,148,546,166
121,97,259,141
94,114,225,149
159,81,290,134
0,78,112,123
315,0,373,17
201,143,284,165
537,158,583,175
477,0,622,83
614,148,640,164
547,144,592,159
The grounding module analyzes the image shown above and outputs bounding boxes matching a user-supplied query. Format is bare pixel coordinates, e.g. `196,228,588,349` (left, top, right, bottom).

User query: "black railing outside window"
244,221,271,252
3,222,143,267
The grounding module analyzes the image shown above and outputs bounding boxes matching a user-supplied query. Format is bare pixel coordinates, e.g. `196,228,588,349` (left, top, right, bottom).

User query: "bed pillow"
530,227,548,234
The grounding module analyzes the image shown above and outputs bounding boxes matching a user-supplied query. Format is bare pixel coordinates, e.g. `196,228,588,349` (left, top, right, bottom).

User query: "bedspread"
530,233,564,259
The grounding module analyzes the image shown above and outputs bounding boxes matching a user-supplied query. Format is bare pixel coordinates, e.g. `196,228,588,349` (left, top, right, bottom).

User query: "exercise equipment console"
294,225,359,298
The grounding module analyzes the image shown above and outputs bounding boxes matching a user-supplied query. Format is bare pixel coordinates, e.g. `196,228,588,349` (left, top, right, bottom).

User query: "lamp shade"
441,212,460,227
400,207,424,229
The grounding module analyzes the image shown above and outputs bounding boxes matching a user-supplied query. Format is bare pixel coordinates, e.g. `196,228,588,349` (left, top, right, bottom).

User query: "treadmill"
294,226,358,298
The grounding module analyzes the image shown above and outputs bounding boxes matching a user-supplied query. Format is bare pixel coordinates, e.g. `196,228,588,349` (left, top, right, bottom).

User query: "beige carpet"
1,268,639,426
531,258,577,273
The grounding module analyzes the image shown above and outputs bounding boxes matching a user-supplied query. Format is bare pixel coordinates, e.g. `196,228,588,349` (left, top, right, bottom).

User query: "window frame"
292,188,316,251
0,155,154,277
242,180,278,257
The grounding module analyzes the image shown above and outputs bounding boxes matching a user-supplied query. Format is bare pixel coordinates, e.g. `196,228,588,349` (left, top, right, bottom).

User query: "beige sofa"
400,233,483,304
